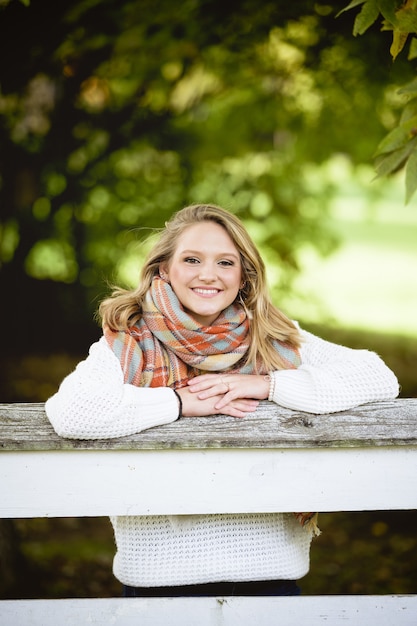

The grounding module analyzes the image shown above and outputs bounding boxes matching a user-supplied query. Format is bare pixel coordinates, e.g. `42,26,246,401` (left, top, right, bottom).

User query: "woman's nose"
198,263,216,281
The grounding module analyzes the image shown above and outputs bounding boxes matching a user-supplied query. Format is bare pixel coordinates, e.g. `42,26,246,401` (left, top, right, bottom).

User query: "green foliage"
341,0,417,201
0,0,413,347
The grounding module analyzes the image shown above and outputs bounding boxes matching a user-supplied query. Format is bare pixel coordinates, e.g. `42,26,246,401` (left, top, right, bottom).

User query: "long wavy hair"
99,204,301,371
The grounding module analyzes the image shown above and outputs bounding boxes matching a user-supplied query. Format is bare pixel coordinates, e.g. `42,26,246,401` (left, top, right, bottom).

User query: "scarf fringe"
294,512,321,537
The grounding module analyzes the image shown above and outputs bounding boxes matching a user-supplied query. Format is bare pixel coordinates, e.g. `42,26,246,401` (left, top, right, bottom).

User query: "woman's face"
161,221,243,326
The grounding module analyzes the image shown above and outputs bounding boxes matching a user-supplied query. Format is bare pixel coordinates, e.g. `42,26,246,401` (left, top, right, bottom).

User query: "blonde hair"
99,204,301,371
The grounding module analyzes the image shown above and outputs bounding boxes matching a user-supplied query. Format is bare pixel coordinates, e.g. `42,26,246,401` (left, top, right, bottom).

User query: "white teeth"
193,288,218,294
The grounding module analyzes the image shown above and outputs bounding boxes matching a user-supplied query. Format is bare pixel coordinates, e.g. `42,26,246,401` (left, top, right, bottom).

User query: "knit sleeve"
270,327,399,414
45,337,180,439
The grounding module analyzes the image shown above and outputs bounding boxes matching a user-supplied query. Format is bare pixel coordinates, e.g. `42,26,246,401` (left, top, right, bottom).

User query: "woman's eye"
183,257,234,266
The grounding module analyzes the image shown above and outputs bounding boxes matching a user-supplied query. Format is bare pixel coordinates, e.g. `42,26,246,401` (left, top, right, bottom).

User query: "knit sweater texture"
45,325,399,586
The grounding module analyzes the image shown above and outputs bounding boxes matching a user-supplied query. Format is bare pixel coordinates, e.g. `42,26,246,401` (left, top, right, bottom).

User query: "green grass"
286,176,417,338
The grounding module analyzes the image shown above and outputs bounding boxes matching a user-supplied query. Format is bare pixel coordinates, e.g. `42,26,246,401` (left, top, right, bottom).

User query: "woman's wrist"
173,389,183,417
264,372,276,401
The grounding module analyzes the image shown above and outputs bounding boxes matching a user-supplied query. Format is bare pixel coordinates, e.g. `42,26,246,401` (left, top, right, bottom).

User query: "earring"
238,281,249,307
160,272,169,282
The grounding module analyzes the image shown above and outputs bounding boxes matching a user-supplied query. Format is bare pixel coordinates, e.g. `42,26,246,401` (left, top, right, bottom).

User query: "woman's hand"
175,385,259,419
186,373,270,412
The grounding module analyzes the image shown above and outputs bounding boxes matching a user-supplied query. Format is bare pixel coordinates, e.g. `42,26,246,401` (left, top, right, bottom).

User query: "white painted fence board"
1,400,417,619
1,596,416,626
1,446,417,518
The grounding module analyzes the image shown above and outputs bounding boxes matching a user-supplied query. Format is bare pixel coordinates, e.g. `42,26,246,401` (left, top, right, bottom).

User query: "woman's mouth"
192,288,220,297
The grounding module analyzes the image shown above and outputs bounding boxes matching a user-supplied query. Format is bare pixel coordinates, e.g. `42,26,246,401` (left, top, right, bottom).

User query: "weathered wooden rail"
1,398,417,624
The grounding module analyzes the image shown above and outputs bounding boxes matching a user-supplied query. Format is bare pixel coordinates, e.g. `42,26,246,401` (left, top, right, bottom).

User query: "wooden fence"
1,398,417,624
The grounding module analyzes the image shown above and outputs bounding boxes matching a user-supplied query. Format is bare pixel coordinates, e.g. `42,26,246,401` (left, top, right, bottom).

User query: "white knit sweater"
45,326,399,587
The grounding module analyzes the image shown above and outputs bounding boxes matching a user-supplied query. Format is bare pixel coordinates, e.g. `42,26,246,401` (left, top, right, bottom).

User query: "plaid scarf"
104,277,319,535
104,276,301,388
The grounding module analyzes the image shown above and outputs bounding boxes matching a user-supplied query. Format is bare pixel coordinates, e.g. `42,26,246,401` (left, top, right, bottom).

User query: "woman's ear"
159,263,169,282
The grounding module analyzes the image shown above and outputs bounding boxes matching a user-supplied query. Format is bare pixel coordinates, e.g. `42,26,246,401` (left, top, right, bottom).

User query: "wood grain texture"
0,399,417,451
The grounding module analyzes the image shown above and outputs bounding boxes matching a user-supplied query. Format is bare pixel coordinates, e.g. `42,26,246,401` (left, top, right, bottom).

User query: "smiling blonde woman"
46,203,399,597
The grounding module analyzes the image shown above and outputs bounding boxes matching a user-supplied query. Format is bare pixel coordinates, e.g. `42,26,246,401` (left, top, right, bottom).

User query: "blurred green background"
1,0,416,600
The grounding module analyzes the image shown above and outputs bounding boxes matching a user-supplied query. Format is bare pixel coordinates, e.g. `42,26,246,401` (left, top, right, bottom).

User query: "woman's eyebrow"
180,249,240,259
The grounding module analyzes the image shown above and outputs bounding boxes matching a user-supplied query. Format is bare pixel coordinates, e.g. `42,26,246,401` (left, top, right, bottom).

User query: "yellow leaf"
390,29,409,59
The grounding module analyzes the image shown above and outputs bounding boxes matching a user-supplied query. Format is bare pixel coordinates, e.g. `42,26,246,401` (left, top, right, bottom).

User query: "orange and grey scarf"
104,276,301,388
